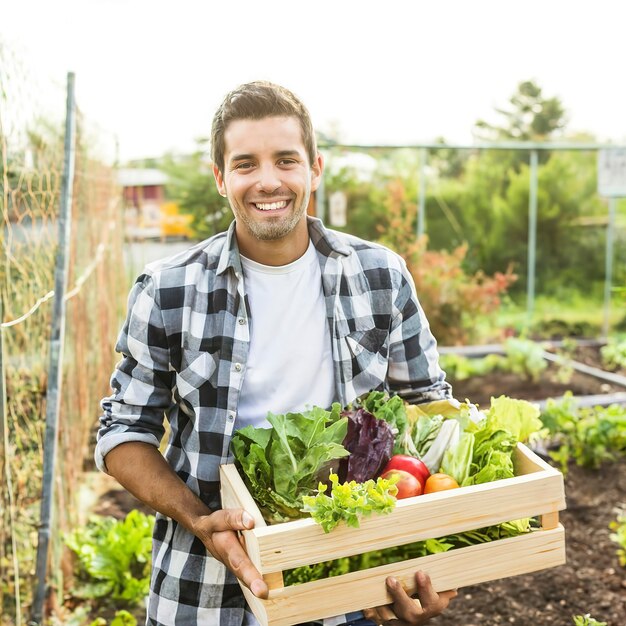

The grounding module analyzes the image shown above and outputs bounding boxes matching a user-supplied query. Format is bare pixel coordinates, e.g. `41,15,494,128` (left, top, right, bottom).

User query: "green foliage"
64,510,154,606
301,472,398,533
572,614,607,626
609,511,626,568
502,338,548,382
90,610,138,626
601,338,626,370
231,405,350,523
284,518,533,585
540,393,626,473
475,80,566,142
376,179,516,345
157,142,231,239
441,338,549,383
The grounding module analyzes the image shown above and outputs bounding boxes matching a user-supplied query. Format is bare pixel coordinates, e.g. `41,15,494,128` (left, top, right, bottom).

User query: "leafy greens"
231,404,349,523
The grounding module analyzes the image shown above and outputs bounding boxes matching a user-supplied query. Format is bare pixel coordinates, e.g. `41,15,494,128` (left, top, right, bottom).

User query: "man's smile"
252,200,290,211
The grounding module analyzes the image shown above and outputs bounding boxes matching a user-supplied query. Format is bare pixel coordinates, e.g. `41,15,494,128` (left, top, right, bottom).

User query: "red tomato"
380,469,423,499
381,455,430,489
424,473,459,494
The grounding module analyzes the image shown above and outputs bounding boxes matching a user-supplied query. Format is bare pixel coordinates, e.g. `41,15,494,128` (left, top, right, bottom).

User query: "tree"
158,140,231,240
474,80,567,142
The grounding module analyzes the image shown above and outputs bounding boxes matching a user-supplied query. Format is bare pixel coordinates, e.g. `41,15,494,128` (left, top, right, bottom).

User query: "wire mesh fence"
1,44,127,624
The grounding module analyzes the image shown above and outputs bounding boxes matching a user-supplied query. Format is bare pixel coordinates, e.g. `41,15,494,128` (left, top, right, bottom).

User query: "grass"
495,289,625,340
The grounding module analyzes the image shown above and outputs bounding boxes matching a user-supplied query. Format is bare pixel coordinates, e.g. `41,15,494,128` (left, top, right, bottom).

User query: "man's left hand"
363,571,457,625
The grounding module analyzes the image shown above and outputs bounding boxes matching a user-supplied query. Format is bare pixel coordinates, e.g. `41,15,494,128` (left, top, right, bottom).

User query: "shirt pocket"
175,350,218,402
343,327,389,384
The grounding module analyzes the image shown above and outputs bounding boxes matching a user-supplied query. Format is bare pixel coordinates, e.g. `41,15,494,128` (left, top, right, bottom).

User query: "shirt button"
238,317,246,325
227,412,235,421
234,363,242,372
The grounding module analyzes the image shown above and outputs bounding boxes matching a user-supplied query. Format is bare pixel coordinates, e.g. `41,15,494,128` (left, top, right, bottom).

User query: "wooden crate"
219,442,566,626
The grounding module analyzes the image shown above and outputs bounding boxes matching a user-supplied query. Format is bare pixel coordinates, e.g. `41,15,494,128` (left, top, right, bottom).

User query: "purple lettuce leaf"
338,408,395,483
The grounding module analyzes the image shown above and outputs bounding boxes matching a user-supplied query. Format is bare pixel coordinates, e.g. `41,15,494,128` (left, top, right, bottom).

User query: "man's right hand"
104,443,269,599
192,508,269,599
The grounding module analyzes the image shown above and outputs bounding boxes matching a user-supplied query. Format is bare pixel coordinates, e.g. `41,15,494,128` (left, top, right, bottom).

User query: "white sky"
3,0,626,162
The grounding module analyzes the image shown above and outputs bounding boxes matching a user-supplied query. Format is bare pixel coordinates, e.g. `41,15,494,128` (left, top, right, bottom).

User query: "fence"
318,142,626,338
1,47,127,624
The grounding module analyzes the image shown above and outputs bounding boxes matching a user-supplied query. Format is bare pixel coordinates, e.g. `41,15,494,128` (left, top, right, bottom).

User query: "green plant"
540,393,626,473
377,179,517,345
601,338,626,370
502,338,547,382
64,510,154,606
441,338,549,383
90,610,138,626
572,614,607,626
609,512,626,567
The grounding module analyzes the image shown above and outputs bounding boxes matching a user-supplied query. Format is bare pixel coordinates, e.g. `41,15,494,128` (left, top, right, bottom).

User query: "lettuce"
231,404,350,523
338,408,395,482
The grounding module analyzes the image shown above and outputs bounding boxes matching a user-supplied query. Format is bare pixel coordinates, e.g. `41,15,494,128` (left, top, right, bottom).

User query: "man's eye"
278,159,296,166
235,162,254,170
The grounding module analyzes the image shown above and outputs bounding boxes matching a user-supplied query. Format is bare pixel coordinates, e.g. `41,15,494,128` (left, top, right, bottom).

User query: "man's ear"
310,152,324,192
212,164,227,197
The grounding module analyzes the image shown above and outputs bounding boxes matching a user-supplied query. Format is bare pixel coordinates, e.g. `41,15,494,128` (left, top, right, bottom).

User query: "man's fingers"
385,577,422,623
213,530,269,599
381,572,457,624
195,509,267,599
412,572,440,610
210,508,255,532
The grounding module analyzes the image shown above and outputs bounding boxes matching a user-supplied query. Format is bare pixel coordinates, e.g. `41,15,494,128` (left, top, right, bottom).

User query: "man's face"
213,116,322,247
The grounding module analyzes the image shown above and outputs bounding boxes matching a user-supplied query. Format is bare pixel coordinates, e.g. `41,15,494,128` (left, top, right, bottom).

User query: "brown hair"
210,81,317,175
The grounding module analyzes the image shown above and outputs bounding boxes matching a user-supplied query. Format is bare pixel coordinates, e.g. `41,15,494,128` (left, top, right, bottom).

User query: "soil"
433,343,626,626
434,458,626,626
88,343,626,626
449,344,626,409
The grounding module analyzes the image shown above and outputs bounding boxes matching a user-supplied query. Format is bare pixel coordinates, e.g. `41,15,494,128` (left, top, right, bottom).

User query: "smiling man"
96,81,455,626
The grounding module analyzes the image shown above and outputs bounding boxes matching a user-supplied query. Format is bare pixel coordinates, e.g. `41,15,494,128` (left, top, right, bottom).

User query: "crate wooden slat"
220,442,566,626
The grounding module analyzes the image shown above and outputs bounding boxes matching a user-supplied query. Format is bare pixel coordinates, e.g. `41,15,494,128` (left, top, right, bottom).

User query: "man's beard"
238,199,306,241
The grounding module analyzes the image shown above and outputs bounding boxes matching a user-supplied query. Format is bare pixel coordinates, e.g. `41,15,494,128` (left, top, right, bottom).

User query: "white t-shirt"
236,240,335,430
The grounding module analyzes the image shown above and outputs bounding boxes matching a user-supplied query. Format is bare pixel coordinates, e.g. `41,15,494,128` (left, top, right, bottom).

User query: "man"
96,81,456,626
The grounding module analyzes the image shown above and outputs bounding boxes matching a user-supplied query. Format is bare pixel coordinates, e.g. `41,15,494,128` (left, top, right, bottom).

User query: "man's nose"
257,165,281,193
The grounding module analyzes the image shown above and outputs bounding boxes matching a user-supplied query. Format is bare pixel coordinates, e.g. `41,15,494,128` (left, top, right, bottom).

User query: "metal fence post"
30,71,76,625
417,147,427,238
602,197,617,338
527,149,539,326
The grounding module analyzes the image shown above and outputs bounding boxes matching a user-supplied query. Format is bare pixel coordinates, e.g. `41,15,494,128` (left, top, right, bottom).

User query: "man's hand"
192,508,269,599
364,571,457,625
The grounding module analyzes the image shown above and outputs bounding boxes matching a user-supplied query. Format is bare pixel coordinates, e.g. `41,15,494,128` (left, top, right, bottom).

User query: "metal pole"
30,71,76,625
526,149,539,325
1,301,19,624
602,197,617,338
417,148,427,237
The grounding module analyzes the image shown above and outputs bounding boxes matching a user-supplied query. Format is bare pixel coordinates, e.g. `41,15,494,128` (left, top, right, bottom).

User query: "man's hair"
210,81,317,175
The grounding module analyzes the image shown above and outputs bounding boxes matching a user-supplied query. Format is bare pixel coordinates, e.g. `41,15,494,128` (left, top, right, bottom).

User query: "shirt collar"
216,220,243,276
215,216,351,276
307,216,352,258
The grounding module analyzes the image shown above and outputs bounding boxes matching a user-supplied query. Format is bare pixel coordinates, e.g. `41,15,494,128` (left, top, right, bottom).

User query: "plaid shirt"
96,217,451,626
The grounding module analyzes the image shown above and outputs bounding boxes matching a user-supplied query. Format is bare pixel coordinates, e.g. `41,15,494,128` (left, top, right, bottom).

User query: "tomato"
424,472,459,494
381,455,430,489
380,469,423,499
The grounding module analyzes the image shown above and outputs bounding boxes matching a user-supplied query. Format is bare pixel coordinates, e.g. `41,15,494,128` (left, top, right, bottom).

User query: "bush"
377,179,516,345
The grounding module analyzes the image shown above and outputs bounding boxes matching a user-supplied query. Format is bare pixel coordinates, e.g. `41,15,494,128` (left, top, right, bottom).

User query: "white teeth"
255,201,287,211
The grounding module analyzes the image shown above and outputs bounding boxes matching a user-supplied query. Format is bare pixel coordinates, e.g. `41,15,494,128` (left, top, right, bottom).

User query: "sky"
2,0,626,163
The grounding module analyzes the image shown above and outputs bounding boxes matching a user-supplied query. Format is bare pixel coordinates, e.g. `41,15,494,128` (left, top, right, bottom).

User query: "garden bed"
446,342,626,409
435,458,626,626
